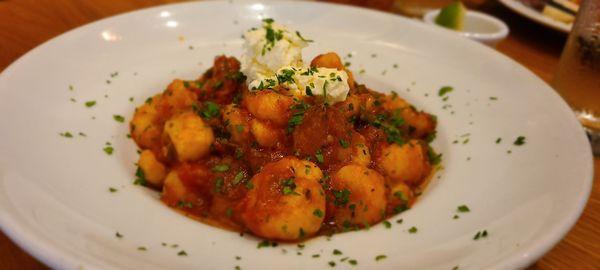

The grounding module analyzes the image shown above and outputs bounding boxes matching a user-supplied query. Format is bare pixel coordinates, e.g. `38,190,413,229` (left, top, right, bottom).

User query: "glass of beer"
552,0,600,155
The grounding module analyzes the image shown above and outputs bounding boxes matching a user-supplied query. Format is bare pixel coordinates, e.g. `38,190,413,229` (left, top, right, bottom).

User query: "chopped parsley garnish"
295,31,314,42
235,124,245,133
60,132,73,138
348,259,357,266
233,171,245,185
427,147,442,165
375,255,387,261
108,187,118,193
313,209,324,218
328,261,336,267
103,146,114,155
235,148,244,159
281,177,299,195
382,220,391,229
212,164,230,172
438,86,453,96
277,68,296,84
134,167,147,186
489,96,498,100
396,219,403,224
137,247,147,251
333,189,351,206
339,139,350,148
287,101,310,133
200,101,220,119
214,177,224,193
245,181,254,190
315,149,324,164
176,201,194,209
261,18,284,55
85,101,97,107
113,115,125,123
408,226,418,233
305,86,314,96
473,230,489,240
496,137,502,144
257,240,278,248
457,205,470,213
333,249,342,255
115,232,123,238
312,254,320,258
177,250,187,256
213,80,223,90
514,136,526,146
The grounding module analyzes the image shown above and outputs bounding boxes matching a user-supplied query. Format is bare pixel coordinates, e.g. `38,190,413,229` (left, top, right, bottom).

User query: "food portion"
130,19,439,241
519,0,580,24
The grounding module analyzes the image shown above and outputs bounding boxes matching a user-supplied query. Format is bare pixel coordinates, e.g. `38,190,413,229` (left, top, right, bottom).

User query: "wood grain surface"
0,0,598,269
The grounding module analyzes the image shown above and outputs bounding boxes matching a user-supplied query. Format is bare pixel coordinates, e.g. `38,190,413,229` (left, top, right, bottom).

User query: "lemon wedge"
435,1,467,31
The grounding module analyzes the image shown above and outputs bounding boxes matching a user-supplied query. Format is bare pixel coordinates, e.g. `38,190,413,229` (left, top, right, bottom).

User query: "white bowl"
424,9,510,47
0,1,592,269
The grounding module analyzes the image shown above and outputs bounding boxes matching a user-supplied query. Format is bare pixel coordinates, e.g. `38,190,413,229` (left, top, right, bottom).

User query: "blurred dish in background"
393,0,455,17
498,0,575,32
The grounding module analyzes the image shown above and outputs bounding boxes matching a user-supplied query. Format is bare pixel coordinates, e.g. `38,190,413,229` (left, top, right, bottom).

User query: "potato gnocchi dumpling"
130,53,438,242
238,157,325,240
329,164,387,228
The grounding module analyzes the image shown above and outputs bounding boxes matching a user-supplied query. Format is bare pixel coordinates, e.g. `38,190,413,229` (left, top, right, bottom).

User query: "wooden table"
0,0,598,269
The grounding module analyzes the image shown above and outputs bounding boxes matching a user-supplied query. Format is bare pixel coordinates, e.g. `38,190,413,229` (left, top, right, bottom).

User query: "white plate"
0,1,593,269
498,0,572,33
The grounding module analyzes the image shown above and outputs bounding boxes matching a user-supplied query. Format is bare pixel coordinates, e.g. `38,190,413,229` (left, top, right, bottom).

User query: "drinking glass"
552,0,600,155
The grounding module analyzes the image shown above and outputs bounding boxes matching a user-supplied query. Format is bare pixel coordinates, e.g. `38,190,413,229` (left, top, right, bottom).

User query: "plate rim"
0,0,594,269
497,0,572,33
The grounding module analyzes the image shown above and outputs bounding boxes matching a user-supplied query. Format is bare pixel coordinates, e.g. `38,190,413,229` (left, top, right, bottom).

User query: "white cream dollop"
241,19,350,104
248,66,350,104
241,20,308,82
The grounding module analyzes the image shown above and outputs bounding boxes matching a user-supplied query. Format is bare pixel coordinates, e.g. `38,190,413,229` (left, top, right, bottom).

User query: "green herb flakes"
85,101,97,108
315,149,324,164
438,86,453,97
281,177,299,195
333,249,342,255
134,167,147,186
383,220,391,229
113,115,125,123
313,209,324,218
514,136,526,146
339,139,350,148
103,146,114,155
408,226,418,233
212,164,230,172
457,205,470,213
375,255,387,261
108,187,118,193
